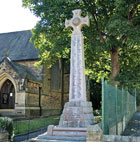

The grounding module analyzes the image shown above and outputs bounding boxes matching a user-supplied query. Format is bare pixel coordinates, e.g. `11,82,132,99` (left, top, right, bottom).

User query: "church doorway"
0,79,15,109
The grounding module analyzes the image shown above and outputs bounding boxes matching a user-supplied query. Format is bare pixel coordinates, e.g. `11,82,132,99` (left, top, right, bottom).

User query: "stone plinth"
59,101,94,128
87,124,103,142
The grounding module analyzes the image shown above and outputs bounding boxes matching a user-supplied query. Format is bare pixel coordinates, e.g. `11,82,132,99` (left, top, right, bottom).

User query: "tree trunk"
110,47,120,84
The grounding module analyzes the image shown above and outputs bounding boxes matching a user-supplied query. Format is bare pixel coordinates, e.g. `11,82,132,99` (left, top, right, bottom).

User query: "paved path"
13,127,47,142
123,111,140,136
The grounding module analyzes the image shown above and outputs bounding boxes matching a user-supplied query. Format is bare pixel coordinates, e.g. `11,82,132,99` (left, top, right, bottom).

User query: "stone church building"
0,30,70,117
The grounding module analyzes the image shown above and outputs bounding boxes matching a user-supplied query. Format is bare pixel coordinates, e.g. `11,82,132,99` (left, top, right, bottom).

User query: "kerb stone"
47,125,55,136
87,124,103,142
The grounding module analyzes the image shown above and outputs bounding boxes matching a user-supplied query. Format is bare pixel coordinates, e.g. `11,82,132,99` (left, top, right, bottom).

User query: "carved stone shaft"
65,9,89,102
69,34,86,101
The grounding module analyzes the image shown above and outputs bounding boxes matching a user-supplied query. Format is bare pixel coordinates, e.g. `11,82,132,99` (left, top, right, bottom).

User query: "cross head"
65,9,89,34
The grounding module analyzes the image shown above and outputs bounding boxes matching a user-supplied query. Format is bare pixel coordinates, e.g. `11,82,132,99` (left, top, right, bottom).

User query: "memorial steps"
30,127,86,142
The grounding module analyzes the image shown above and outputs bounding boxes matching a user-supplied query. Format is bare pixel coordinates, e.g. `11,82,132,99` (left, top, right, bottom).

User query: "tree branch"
82,0,105,43
121,3,140,43
92,13,105,43
120,35,127,43
128,3,139,21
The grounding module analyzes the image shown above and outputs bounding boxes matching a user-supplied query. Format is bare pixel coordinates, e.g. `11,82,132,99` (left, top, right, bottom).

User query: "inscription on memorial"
64,107,84,122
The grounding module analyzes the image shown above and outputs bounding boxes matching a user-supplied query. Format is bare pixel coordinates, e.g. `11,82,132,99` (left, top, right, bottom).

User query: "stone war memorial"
59,9,94,128
31,9,94,142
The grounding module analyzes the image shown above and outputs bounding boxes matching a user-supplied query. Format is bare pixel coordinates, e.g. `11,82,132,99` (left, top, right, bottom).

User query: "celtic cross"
65,9,89,34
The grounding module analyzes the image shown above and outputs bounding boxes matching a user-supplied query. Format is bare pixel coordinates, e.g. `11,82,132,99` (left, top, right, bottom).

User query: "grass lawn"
13,116,60,135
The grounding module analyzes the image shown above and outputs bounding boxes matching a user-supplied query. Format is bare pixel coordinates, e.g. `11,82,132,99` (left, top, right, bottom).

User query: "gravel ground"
122,111,140,136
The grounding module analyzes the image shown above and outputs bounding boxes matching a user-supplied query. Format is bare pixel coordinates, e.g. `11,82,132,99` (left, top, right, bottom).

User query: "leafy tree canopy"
22,0,140,86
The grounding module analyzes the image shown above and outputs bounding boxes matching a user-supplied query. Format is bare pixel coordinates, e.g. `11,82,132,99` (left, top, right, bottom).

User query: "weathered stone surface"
47,125,55,136
86,125,140,142
53,131,86,137
65,9,89,102
31,127,87,142
38,135,86,141
121,136,131,142
59,101,94,128
69,34,86,102
80,101,92,107
41,64,69,116
103,135,115,142
87,124,103,142
131,136,140,142
65,9,89,35
102,135,140,142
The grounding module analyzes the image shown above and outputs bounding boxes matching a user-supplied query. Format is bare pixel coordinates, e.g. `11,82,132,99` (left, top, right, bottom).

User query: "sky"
0,0,39,33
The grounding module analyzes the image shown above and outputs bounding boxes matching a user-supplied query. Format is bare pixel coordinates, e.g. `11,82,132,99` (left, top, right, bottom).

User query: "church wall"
25,80,41,117
14,92,25,115
63,74,69,102
41,61,69,116
41,65,62,115
14,59,70,117
41,92,62,116
13,60,43,117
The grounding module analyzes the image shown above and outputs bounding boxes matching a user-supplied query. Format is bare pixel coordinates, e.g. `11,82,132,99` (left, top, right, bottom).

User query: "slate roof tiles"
0,30,39,62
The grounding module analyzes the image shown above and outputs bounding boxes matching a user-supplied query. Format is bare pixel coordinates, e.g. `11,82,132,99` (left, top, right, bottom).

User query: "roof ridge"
0,30,31,35
0,30,39,61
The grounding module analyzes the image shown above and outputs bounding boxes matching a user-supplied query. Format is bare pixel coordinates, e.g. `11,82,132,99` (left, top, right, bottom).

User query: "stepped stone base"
59,101,94,128
30,101,94,142
31,127,87,142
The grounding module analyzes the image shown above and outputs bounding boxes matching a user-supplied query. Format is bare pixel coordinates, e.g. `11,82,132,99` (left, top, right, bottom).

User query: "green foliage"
94,116,102,123
93,109,102,116
0,117,14,140
116,46,140,89
93,109,102,123
22,0,140,83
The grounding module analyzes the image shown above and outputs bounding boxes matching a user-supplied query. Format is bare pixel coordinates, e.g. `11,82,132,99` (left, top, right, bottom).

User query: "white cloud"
0,0,39,33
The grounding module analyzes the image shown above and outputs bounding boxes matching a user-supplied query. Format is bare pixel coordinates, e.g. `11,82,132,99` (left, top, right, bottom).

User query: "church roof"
0,30,39,62
0,57,41,82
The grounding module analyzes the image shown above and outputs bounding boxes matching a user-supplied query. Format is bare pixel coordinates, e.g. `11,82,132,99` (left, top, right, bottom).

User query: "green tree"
22,0,140,83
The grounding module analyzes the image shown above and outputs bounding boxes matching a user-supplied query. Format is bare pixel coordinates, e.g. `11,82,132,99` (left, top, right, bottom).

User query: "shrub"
93,109,102,116
94,116,102,123
0,117,14,140
93,109,102,123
